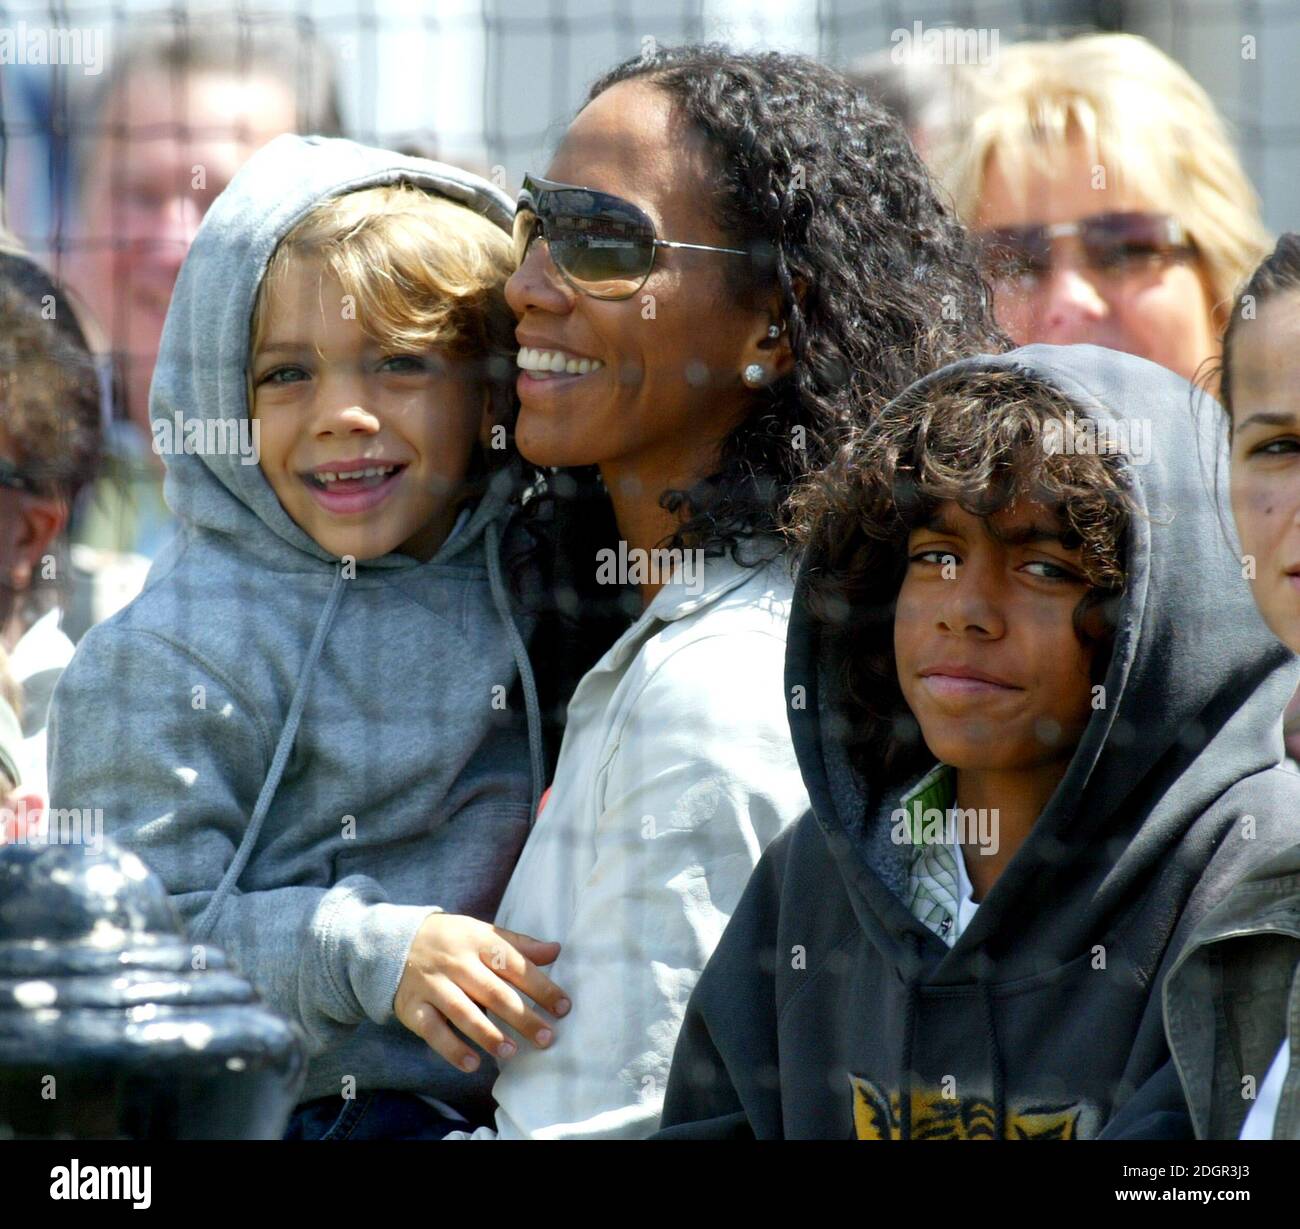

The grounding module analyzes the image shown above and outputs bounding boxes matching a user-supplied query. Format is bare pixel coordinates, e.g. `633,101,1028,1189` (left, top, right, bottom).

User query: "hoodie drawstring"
897,934,1006,1141
979,977,1006,1140
899,932,921,1141
191,565,347,941
485,518,544,825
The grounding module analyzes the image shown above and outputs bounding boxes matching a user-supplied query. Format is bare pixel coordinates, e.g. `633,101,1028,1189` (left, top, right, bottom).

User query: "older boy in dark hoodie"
656,344,1300,1140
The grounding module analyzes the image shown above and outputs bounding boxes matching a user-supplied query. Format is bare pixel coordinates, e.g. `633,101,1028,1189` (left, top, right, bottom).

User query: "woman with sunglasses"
441,43,1003,1140
938,33,1269,388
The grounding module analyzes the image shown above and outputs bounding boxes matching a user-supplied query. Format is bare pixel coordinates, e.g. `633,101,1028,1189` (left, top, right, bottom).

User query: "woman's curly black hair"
584,42,1009,558
790,367,1137,786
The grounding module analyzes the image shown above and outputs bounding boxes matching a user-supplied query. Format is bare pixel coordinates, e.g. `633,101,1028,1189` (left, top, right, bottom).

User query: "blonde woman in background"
937,32,1269,387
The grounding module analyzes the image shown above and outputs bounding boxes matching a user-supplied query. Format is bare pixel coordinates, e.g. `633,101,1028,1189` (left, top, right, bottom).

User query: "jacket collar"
596,542,786,677
645,549,768,623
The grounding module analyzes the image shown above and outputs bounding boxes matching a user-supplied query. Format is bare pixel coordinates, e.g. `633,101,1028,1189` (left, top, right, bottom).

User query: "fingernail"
462,1055,480,1072
497,1041,516,1058
554,998,571,1017
536,1028,553,1047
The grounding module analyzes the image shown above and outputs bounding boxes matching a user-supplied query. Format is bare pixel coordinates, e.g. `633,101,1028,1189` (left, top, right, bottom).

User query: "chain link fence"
0,0,1295,252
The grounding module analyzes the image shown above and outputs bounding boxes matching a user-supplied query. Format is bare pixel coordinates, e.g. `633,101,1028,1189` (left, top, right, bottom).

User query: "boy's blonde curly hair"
250,183,518,445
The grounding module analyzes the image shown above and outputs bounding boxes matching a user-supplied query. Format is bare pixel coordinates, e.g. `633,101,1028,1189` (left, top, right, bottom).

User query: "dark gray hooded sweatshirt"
656,344,1300,1140
1164,843,1300,1138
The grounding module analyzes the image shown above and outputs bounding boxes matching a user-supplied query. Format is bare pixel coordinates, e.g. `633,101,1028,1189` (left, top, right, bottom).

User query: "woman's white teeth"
318,465,397,483
517,347,604,377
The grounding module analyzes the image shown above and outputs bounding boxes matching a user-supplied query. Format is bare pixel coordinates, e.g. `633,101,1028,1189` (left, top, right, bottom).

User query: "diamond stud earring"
743,363,766,387
766,323,781,339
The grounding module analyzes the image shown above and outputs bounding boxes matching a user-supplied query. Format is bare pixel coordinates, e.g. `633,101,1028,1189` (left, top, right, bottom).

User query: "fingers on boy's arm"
493,926,561,965
464,968,554,1049
484,930,571,1018
432,976,529,1065
401,993,488,1072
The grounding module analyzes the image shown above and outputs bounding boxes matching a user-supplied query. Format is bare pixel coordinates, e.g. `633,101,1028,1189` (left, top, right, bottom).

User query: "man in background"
59,15,343,626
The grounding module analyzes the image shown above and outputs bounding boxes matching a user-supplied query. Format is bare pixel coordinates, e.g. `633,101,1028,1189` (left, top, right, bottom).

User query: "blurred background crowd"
0,0,1295,807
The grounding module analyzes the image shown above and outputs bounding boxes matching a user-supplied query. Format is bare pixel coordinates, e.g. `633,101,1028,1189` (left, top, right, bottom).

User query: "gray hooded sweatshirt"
48,135,544,1117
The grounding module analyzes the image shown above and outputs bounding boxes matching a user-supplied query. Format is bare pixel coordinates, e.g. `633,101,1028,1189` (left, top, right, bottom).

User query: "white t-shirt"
9,607,75,798
1239,1041,1290,1139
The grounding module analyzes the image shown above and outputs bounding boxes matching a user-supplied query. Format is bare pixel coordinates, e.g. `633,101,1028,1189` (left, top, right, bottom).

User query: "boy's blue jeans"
283,1090,465,1140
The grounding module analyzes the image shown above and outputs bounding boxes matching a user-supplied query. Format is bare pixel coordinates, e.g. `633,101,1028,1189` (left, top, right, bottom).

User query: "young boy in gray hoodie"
48,135,571,1139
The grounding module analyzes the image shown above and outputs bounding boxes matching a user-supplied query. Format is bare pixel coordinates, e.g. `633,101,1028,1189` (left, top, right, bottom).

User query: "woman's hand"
394,913,570,1073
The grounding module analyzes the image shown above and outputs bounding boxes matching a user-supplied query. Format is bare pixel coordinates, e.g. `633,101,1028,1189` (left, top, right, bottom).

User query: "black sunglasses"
514,173,749,300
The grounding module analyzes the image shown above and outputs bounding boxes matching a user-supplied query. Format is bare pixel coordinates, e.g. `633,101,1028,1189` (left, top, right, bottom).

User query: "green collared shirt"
898,763,976,947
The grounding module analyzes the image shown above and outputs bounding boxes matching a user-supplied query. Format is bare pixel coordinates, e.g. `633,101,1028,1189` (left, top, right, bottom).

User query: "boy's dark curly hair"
790,367,1137,785
584,43,1008,559
0,262,101,503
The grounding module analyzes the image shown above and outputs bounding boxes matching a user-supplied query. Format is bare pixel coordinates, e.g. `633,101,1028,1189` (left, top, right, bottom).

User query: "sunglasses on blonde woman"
978,212,1197,290
513,174,749,301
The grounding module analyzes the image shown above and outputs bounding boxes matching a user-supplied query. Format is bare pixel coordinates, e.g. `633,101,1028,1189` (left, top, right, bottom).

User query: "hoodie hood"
787,344,1299,978
151,133,518,572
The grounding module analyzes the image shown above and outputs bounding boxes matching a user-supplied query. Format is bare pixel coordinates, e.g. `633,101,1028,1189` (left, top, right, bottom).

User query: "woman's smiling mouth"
516,346,605,381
